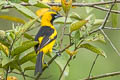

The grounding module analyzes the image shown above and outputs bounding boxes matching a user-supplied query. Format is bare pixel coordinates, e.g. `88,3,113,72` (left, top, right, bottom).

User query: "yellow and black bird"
34,11,61,75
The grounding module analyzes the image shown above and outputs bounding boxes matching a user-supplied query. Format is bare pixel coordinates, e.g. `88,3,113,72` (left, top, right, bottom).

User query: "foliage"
0,0,120,80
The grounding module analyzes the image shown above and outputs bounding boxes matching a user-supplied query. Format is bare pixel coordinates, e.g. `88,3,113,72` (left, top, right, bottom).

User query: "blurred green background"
0,0,120,80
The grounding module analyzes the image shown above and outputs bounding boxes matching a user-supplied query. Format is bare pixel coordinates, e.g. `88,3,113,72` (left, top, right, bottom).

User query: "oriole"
34,11,62,75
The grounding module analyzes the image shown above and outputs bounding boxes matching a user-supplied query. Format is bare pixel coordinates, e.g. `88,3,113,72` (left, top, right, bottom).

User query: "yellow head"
41,11,62,26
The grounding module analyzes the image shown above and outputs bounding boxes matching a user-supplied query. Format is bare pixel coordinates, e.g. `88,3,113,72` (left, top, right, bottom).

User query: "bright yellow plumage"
34,11,61,75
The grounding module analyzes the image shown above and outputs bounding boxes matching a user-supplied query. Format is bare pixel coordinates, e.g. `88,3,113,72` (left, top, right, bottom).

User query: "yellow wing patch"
40,40,56,54
38,37,44,44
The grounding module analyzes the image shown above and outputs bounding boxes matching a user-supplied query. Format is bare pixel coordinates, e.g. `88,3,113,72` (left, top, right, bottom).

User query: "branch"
84,71,120,80
59,14,68,50
1,1,120,14
2,0,120,9
91,5,120,14
87,54,99,79
59,56,72,80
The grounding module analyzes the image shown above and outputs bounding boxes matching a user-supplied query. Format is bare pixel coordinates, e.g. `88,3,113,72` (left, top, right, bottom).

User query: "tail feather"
34,52,43,75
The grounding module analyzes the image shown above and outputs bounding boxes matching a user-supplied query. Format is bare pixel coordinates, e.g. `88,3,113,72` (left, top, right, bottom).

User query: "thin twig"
104,27,120,30
59,56,72,80
59,14,68,49
84,71,120,80
100,29,120,56
87,54,99,80
9,35,16,57
90,5,120,14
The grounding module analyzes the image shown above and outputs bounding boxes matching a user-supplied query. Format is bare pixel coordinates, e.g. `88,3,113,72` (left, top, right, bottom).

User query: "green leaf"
93,19,105,26
17,17,39,36
24,33,34,40
70,20,88,33
85,33,106,43
24,66,35,72
2,53,16,67
21,40,32,45
0,30,8,46
111,4,118,27
85,14,94,21
74,30,80,44
0,43,9,56
28,0,37,5
70,12,82,20
54,17,72,24
9,32,15,40
21,0,28,2
2,56,10,67
28,0,50,8
0,68,4,78
19,51,36,64
80,43,107,58
85,7,93,14
10,0,21,3
11,41,38,56
0,37,10,47
50,53,69,80
33,1,50,8
0,30,5,38
10,2,38,19
0,1,6,5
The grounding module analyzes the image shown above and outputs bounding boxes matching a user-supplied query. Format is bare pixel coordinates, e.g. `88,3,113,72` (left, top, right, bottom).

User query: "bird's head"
41,11,62,26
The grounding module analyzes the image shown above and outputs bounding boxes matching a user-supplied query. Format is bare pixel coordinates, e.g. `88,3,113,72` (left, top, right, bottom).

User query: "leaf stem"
59,14,68,50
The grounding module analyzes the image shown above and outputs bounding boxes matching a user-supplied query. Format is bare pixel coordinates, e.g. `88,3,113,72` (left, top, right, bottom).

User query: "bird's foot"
56,52,61,56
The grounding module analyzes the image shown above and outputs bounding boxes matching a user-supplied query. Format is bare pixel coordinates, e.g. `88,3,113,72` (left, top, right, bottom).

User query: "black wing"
34,26,56,53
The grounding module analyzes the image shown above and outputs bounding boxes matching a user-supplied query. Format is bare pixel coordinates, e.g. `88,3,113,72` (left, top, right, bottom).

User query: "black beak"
55,14,62,18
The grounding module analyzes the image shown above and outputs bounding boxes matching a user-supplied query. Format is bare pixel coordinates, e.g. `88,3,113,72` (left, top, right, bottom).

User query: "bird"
34,11,62,75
